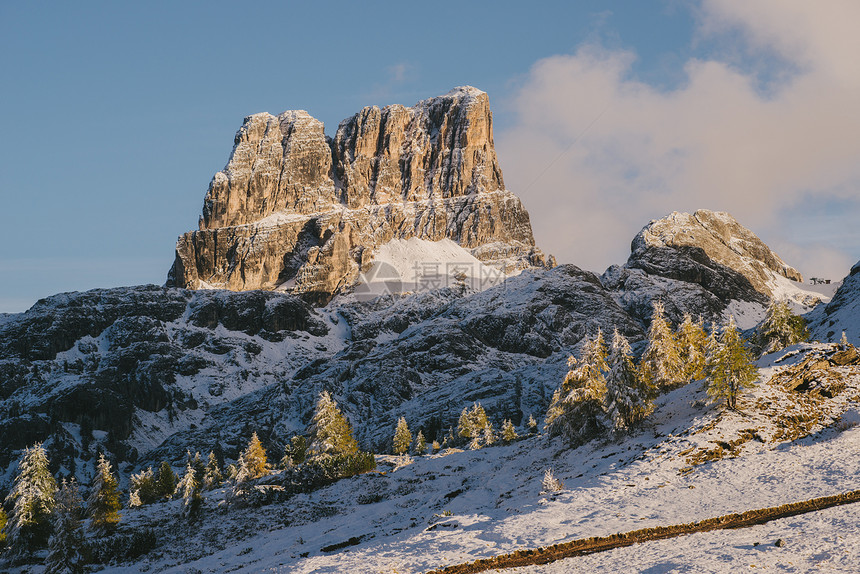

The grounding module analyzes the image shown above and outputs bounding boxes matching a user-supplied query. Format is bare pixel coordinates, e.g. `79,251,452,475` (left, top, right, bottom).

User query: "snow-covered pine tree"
605,328,653,432
431,440,441,452
189,451,206,481
414,431,427,455
758,300,809,354
541,469,564,493
639,300,683,392
582,328,609,378
676,314,708,382
155,461,177,500
288,435,308,465
706,316,758,409
176,462,202,519
88,453,121,536
501,419,518,442
238,432,269,480
45,479,85,574
129,466,157,505
545,356,609,445
527,413,538,433
842,331,850,347
128,489,142,509
458,403,493,449
307,391,359,459
4,442,57,551
202,451,223,490
392,417,412,455
457,406,473,442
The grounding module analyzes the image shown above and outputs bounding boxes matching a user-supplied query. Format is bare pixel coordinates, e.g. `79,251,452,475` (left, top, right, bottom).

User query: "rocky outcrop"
633,210,802,298
807,261,860,345
168,87,549,302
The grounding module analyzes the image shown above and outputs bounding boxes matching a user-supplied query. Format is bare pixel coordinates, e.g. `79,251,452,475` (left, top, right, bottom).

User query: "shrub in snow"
393,417,412,455
88,453,122,536
45,479,86,574
527,413,538,433
706,316,758,410
541,469,564,493
5,442,57,552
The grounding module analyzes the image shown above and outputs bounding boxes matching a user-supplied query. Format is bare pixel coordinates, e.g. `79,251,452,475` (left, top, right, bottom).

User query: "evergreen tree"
392,417,412,455
676,314,708,382
286,435,308,466
414,431,427,455
0,506,7,547
545,356,609,445
758,300,809,354
238,432,269,481
527,413,538,433
706,316,758,409
307,391,359,459
188,451,206,481
457,403,493,449
129,466,157,505
605,328,653,432
45,479,85,574
202,451,223,490
501,419,518,442
640,301,683,392
155,461,177,500
176,462,202,519
582,328,609,377
5,442,58,552
88,453,121,536
431,440,441,452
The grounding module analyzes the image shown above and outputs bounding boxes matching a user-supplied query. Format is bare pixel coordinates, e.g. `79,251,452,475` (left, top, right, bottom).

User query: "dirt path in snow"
425,489,860,573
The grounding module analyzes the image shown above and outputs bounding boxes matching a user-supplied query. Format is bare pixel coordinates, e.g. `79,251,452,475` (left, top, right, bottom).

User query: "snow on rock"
353,237,509,299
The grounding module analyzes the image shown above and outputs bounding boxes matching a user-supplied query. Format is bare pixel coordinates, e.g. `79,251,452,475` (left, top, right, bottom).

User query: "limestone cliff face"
632,210,803,298
168,87,548,301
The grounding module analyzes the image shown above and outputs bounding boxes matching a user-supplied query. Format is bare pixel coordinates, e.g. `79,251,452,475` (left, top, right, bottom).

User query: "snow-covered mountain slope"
0,265,642,491
67,342,860,574
808,260,860,345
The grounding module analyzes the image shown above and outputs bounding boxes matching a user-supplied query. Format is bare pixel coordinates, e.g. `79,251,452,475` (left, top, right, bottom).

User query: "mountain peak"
168,88,549,302
633,209,802,298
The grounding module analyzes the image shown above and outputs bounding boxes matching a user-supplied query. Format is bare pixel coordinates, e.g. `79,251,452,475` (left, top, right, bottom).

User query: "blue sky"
2,1,858,312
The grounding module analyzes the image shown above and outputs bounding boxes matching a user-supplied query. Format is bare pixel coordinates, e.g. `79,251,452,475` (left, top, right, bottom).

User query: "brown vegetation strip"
425,489,860,573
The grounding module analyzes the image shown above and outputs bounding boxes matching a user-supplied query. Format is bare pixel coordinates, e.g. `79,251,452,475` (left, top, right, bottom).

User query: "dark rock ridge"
167,87,550,302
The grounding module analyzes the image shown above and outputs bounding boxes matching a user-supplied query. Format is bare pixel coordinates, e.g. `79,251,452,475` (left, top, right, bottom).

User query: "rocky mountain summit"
167,87,550,303
632,210,802,298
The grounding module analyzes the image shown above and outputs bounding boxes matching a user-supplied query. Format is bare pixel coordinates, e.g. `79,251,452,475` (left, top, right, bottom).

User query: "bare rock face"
168,87,548,302
632,210,803,298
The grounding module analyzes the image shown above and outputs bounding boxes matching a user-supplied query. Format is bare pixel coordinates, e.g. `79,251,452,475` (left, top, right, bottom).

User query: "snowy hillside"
15,342,853,573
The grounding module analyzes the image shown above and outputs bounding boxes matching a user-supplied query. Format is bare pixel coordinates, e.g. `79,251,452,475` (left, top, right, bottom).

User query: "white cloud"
497,0,860,280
